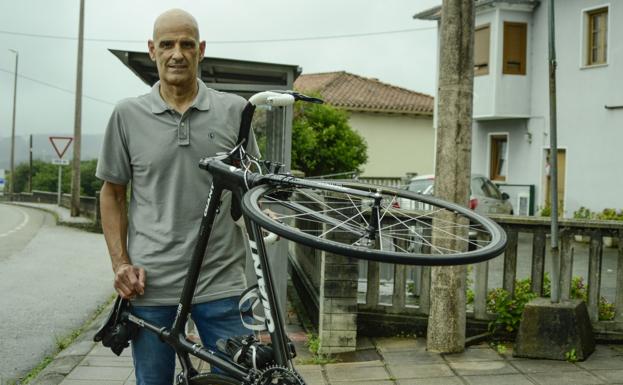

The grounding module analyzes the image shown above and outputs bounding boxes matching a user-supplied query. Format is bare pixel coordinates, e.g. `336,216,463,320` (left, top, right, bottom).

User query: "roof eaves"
413,5,442,20
341,106,434,116
414,0,539,20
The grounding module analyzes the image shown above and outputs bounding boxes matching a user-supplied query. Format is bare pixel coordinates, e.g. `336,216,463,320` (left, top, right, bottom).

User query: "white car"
406,174,513,216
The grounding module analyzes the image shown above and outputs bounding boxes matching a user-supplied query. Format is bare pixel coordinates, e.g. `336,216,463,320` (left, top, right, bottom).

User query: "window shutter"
503,22,527,75
474,26,490,75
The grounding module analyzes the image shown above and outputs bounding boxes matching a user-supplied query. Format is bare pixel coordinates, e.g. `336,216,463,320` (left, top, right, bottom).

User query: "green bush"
487,278,537,333
597,208,623,221
291,99,367,177
9,159,102,197
573,206,595,220
487,274,615,335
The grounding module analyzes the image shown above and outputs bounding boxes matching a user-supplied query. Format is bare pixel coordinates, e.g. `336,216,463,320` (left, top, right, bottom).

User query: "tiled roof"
293,71,434,115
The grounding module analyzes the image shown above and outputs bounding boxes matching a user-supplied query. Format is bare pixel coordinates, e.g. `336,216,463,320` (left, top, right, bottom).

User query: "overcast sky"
0,0,440,138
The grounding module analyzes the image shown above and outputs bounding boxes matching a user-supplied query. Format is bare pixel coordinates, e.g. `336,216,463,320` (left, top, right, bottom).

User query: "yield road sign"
52,159,70,166
49,136,73,159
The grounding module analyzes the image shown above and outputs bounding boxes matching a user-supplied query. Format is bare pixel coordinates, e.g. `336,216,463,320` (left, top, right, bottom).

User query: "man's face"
148,20,205,89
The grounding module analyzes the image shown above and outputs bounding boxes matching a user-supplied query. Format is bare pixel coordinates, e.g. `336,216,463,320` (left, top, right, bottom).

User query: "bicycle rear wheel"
242,181,506,265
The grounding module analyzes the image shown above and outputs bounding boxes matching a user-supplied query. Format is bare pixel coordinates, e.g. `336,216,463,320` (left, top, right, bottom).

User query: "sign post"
49,137,73,206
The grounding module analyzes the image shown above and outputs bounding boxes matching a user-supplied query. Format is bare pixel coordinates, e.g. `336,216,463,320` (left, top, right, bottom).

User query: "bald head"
153,9,200,41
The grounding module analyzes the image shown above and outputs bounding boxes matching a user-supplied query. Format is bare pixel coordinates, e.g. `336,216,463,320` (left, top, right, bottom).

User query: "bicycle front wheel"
242,181,506,265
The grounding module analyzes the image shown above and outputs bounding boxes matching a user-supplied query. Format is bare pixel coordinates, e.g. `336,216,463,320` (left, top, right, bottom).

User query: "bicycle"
94,90,507,385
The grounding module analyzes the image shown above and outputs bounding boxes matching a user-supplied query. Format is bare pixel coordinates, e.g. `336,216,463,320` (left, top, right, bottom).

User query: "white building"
295,71,435,181
416,0,622,217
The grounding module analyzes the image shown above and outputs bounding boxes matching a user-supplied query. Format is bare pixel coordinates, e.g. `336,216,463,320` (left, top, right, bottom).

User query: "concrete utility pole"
547,0,561,303
426,0,475,353
8,49,18,199
71,0,85,216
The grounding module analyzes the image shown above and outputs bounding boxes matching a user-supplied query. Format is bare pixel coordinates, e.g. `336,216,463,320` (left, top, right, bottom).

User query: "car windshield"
471,177,502,199
408,179,434,194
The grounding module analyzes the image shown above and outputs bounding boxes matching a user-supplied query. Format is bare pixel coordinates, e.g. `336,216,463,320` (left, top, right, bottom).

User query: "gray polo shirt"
96,80,258,306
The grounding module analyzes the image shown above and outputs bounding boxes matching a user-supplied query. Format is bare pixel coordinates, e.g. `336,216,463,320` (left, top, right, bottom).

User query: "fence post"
560,232,573,301
587,230,603,321
615,229,623,322
532,230,547,296
503,229,518,296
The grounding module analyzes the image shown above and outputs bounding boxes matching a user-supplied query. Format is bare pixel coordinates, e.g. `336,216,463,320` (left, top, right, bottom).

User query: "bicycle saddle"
93,295,137,356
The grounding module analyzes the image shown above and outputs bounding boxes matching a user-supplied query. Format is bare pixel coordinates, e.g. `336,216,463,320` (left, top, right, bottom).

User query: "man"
96,9,257,385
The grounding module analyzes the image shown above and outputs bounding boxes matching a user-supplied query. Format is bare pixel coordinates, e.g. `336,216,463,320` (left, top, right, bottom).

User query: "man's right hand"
114,263,145,300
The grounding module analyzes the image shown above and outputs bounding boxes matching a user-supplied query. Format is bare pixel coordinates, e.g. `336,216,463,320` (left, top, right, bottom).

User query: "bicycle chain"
251,365,305,385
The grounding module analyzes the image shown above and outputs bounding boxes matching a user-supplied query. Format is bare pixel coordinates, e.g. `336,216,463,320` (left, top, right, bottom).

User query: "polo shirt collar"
150,78,211,114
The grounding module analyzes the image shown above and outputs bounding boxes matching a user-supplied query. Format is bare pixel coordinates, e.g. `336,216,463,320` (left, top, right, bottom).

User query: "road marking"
0,207,30,238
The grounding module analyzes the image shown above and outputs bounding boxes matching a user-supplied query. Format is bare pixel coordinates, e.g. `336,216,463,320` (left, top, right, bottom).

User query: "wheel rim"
242,181,506,265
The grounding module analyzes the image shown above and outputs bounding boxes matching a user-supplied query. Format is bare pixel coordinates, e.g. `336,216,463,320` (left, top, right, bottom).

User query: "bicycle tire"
242,180,507,265
190,372,242,385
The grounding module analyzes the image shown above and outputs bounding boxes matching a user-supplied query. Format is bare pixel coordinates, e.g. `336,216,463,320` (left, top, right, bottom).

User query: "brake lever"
290,92,324,104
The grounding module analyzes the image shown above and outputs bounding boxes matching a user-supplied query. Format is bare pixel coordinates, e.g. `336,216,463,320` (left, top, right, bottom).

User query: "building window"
474,25,490,75
490,135,508,182
503,22,527,75
586,7,608,65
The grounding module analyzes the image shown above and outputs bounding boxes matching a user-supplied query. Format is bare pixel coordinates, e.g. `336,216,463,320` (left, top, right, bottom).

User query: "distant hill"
0,134,103,170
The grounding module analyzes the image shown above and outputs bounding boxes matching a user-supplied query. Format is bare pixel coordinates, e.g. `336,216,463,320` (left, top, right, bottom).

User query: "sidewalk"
32,303,623,385
9,202,93,225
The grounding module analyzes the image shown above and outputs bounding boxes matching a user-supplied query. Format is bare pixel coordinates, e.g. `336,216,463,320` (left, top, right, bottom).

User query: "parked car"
406,174,513,215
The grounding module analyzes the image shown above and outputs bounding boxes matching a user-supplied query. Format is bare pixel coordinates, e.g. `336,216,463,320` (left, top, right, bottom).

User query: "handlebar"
248,91,323,107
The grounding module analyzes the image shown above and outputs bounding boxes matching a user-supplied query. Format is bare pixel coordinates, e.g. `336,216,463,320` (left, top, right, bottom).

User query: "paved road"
0,204,53,262
0,204,113,382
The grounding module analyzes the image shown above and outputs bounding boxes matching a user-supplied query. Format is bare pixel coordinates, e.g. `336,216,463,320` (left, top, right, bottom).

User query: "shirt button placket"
178,115,190,146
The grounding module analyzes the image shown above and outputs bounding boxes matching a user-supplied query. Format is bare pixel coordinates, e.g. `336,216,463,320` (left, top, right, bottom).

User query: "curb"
7,202,101,233
29,300,115,385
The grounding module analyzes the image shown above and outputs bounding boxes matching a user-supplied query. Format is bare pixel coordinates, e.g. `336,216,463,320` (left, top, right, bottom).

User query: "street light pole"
71,0,85,216
8,49,18,200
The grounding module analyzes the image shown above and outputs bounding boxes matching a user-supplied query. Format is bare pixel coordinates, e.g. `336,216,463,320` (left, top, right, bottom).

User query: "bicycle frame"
123,159,294,385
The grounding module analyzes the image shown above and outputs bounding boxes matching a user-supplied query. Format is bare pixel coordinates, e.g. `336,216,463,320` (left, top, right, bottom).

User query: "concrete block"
321,314,357,331
514,298,595,361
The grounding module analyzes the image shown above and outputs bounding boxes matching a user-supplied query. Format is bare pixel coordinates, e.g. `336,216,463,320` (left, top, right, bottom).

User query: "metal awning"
109,49,301,99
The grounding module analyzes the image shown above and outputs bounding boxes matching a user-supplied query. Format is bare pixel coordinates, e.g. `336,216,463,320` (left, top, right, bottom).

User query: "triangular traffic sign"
49,136,73,159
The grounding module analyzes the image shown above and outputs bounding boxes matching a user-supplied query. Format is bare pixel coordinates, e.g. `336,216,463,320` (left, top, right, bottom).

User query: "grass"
14,293,116,384
297,333,339,365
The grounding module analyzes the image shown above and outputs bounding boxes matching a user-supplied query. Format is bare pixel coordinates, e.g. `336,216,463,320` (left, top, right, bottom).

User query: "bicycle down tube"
123,162,297,384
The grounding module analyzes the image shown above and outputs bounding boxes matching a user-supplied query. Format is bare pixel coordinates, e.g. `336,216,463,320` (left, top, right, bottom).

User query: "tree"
291,102,367,177
11,159,102,196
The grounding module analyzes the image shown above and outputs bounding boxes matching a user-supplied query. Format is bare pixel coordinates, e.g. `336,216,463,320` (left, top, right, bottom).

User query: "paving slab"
397,377,463,385
592,369,623,384
324,361,389,383
382,350,446,365
576,355,623,370
510,358,581,373
462,374,537,385
443,346,504,362
449,360,519,376
63,366,133,382
530,370,606,385
386,363,454,379
295,365,326,385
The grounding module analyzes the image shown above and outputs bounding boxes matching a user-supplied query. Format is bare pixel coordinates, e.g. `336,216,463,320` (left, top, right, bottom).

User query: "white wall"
349,112,434,178
553,0,623,215
472,0,623,217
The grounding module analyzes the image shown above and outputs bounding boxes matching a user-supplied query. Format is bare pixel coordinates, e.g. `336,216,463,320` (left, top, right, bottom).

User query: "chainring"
252,365,305,385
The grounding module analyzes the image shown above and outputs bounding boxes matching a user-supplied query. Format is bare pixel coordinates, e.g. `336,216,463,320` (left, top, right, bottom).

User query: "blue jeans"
131,296,248,385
